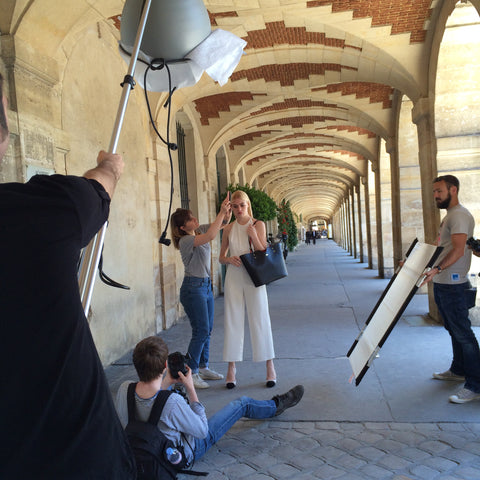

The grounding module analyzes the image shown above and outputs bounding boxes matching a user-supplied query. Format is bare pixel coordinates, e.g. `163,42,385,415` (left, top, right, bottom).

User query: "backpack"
125,382,188,480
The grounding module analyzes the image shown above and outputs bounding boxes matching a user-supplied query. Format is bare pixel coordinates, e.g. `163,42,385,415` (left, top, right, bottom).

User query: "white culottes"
223,263,275,362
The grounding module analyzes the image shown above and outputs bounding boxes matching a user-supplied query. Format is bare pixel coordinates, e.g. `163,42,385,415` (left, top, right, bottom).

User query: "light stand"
78,0,153,315
78,0,246,315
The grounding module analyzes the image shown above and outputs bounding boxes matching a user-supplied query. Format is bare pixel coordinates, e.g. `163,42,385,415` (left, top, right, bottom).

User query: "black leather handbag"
240,242,288,287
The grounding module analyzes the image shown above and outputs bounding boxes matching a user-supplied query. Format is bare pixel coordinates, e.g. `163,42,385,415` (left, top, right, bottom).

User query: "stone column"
363,176,373,269
346,194,353,254
373,160,384,278
341,201,346,249
356,183,364,263
412,97,439,244
386,136,403,271
412,97,440,321
351,186,357,259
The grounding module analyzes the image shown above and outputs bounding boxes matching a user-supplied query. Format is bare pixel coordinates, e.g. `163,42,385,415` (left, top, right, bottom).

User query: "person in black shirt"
0,72,136,478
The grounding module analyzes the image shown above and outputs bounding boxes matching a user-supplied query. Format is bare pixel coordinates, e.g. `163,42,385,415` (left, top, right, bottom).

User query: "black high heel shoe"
226,366,236,389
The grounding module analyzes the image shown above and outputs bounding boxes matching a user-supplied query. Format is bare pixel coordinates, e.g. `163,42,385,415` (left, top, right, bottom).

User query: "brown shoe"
432,370,465,381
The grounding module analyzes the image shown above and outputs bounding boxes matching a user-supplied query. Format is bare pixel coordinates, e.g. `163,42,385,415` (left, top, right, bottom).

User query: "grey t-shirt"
179,224,211,278
434,203,474,285
115,381,208,463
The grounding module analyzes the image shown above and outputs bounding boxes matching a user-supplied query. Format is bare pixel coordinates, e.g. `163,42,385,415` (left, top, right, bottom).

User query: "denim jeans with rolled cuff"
180,276,214,374
434,281,480,393
194,396,277,460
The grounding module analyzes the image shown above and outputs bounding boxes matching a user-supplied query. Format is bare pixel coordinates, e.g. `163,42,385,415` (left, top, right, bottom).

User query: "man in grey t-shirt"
423,175,480,403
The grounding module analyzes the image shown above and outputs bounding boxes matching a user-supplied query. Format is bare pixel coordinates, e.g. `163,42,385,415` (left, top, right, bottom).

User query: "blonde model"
219,190,276,388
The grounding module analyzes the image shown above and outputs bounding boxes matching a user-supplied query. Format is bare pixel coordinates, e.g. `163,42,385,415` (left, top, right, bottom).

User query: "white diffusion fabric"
348,242,440,384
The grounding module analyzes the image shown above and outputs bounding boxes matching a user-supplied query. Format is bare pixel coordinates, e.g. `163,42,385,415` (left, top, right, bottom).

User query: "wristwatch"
435,265,442,273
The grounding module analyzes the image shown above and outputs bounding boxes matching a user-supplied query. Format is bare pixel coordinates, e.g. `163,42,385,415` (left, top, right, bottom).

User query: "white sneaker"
199,367,224,380
192,373,210,389
449,387,480,404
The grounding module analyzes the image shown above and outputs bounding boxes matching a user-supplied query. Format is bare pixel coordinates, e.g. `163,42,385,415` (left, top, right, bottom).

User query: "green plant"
278,199,298,251
220,184,277,222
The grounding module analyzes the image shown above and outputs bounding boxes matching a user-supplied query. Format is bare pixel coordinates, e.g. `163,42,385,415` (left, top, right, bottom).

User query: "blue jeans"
180,276,214,374
434,282,480,392
194,396,277,460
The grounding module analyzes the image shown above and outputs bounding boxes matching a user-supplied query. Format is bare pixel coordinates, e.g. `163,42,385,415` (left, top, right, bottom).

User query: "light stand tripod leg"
78,0,153,315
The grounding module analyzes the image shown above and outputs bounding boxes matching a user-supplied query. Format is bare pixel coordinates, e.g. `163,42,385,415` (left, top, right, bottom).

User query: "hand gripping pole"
78,0,153,315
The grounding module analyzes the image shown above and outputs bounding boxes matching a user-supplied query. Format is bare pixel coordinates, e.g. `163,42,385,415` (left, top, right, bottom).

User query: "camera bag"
125,382,207,479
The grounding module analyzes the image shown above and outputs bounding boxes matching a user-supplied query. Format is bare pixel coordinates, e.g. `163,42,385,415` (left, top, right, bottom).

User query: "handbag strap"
248,220,258,253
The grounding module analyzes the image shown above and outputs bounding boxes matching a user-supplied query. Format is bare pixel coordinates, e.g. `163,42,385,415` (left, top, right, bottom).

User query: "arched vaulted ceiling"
179,0,437,224
3,0,464,224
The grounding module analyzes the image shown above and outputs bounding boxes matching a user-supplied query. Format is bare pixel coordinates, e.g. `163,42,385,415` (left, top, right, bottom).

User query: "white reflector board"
347,240,443,385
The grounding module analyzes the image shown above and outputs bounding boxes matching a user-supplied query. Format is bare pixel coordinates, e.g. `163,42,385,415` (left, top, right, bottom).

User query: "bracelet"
435,265,442,273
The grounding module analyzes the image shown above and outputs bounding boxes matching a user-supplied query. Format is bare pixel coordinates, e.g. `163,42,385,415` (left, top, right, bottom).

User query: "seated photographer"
115,336,304,463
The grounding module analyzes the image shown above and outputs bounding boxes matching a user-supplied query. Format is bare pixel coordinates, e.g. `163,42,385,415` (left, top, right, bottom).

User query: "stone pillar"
351,186,357,259
412,97,439,244
373,160,384,278
386,136,403,271
412,97,440,320
345,194,351,254
356,183,364,263
363,176,373,269
398,95,424,251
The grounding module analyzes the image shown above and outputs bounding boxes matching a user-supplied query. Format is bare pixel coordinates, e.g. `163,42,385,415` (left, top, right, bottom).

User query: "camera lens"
167,351,187,379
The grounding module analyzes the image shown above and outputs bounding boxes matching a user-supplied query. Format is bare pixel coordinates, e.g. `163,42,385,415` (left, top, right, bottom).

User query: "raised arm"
83,150,124,199
193,196,231,247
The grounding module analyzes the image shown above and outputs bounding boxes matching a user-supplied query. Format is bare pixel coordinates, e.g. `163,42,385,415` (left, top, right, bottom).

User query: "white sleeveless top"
228,220,253,257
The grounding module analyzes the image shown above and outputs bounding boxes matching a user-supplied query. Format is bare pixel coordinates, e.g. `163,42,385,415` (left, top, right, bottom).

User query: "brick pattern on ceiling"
332,150,363,159
273,143,336,151
313,82,394,109
109,15,121,30
250,98,346,116
231,63,357,86
194,92,266,126
229,130,276,150
209,11,238,26
325,125,376,138
286,154,348,162
270,154,352,165
267,133,335,144
242,21,362,50
257,116,341,128
246,154,276,166
306,0,432,43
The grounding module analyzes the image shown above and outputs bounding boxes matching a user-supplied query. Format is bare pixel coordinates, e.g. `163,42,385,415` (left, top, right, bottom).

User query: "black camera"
467,237,480,253
167,351,188,379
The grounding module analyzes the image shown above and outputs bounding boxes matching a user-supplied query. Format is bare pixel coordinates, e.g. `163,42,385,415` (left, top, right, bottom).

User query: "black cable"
98,251,130,290
95,52,177,289
143,59,176,246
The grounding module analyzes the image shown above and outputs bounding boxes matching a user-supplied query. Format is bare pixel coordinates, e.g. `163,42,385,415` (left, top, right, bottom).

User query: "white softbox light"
119,0,247,91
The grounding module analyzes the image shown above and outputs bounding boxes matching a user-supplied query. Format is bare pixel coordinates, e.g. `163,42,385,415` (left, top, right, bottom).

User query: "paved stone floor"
190,421,480,479
106,240,480,479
